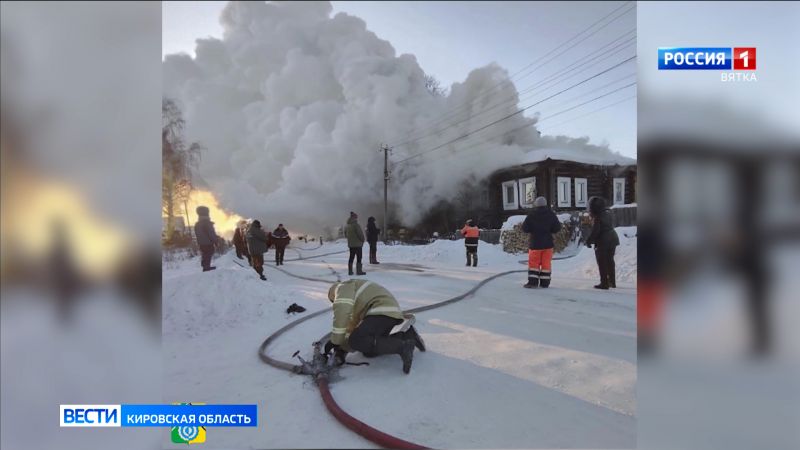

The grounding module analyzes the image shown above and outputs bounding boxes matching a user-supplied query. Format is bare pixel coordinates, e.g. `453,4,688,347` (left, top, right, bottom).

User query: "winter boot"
356,263,366,275
400,339,415,374
348,262,354,276
203,267,217,272
405,326,426,352
372,336,413,373
466,252,472,266
594,284,609,290
260,274,267,281
540,278,551,288
523,279,539,288
472,256,477,267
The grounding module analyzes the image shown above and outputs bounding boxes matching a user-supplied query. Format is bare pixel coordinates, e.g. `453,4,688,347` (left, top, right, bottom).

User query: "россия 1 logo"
658,47,757,81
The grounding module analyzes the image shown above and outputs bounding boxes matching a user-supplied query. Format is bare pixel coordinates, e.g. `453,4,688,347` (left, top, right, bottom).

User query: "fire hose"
256,257,527,449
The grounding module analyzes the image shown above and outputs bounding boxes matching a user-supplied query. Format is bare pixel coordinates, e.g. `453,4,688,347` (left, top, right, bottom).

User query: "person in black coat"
521,197,562,288
585,196,620,289
366,216,381,264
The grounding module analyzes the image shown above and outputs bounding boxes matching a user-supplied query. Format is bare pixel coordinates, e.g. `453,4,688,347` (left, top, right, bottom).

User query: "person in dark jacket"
246,220,271,281
366,216,381,264
521,197,562,288
232,219,251,265
194,206,219,272
585,196,620,289
271,224,291,265
344,211,366,276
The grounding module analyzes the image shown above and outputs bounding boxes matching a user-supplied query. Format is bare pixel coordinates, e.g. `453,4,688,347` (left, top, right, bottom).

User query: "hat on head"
252,220,261,228
534,196,547,207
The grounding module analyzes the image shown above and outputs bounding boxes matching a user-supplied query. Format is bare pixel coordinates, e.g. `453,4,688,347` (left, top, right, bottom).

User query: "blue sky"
162,1,638,158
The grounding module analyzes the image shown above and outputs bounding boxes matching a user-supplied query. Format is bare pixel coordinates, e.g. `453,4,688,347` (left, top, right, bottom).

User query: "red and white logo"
733,47,756,70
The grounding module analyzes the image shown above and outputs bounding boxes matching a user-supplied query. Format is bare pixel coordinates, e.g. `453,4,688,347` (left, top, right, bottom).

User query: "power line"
394,54,636,165
390,1,635,148
413,83,636,167
540,94,636,130
392,31,636,150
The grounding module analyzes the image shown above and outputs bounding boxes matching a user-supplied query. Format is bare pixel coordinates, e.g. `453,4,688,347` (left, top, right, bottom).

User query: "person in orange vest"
460,219,480,267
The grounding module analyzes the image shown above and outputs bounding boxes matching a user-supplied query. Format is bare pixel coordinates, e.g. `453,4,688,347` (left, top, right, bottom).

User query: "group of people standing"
460,195,619,290
228,219,291,281
343,212,382,276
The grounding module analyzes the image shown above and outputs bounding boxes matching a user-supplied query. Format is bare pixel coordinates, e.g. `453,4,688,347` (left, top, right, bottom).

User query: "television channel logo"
171,425,206,444
658,47,756,70
171,402,206,445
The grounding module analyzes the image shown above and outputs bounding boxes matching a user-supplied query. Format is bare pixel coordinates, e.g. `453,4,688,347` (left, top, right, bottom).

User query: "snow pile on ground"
383,239,518,268
558,212,575,222
501,215,527,230
557,226,637,284
610,203,637,209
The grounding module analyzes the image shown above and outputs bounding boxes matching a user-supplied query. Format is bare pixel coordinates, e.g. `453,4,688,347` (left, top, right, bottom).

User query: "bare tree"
162,98,201,244
424,74,447,97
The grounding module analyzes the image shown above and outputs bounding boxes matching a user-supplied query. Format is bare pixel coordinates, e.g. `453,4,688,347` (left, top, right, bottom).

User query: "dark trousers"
235,246,251,265
595,246,616,287
348,247,363,270
466,247,478,266
275,247,286,265
348,315,404,357
368,240,378,263
251,253,264,275
199,245,214,270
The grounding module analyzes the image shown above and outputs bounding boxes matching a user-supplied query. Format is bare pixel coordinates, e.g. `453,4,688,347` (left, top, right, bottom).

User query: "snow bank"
610,203,637,209
557,213,574,223
383,239,519,268
501,215,527,230
557,226,637,284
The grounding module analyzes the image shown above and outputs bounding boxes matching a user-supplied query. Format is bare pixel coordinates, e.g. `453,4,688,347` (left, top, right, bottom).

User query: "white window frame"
613,177,626,205
502,180,519,210
557,177,571,207
574,178,588,208
518,177,536,209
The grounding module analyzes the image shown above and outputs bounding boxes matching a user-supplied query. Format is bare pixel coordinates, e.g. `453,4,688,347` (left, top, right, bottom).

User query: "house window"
574,178,588,208
518,177,536,208
613,178,626,205
502,180,519,210
557,177,571,207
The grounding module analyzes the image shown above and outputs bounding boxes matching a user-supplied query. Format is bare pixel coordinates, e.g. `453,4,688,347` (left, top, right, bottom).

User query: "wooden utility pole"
382,144,391,242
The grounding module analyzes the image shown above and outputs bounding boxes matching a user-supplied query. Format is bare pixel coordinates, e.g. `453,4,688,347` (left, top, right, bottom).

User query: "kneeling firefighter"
324,280,426,374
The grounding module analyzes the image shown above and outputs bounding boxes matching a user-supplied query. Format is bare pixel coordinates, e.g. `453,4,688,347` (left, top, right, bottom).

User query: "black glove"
324,341,338,355
333,348,347,366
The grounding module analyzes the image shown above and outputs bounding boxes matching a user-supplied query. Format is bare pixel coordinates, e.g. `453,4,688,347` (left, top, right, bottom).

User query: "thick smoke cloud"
163,1,624,233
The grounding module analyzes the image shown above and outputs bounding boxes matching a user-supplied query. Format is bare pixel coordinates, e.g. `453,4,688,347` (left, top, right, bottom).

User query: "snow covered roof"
517,148,636,166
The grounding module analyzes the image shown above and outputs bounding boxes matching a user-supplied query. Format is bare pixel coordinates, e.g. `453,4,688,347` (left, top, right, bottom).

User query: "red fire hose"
256,255,529,449
317,376,430,450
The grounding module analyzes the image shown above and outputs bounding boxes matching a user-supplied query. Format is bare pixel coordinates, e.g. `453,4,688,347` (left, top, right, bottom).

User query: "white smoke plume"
163,1,622,234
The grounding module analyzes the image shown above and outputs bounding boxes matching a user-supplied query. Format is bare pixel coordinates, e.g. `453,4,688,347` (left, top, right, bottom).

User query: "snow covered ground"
162,231,637,448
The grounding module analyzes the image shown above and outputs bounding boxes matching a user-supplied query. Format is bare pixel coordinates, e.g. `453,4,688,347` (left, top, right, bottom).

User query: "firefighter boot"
405,326,426,352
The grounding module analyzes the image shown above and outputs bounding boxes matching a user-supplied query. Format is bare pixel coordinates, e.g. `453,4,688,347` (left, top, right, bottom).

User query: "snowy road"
162,235,637,448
